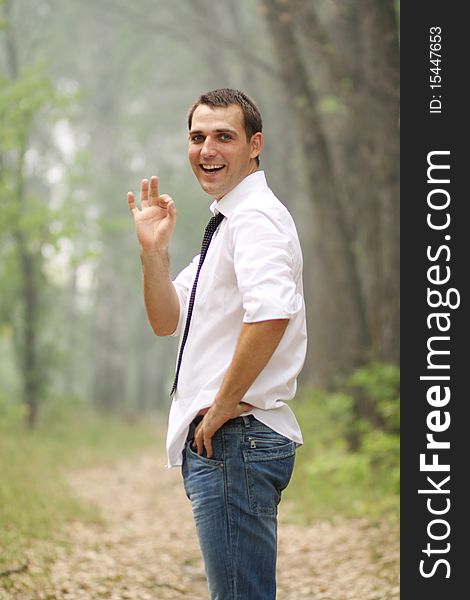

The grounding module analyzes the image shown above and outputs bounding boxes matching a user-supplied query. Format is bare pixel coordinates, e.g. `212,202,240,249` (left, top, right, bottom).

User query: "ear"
249,132,263,160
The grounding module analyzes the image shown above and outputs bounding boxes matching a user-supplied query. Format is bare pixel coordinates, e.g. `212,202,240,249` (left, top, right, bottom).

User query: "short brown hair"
188,89,263,164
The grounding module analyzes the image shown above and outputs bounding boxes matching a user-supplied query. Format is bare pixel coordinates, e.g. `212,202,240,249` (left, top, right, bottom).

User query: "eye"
190,134,204,143
219,133,232,142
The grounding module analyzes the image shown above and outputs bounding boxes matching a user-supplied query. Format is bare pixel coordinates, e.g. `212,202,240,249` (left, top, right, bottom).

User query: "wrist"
213,394,240,412
140,243,168,254
140,246,169,261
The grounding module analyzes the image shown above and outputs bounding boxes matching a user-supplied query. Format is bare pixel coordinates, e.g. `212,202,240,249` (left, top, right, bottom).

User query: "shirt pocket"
196,254,238,310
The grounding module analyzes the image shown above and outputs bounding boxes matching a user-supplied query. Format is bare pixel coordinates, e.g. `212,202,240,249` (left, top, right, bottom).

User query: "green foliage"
285,362,399,521
347,362,400,433
0,58,81,424
0,65,52,148
0,63,73,237
320,95,344,115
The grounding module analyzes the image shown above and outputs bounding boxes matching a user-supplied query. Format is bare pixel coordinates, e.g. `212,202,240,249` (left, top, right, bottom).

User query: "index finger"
149,176,159,204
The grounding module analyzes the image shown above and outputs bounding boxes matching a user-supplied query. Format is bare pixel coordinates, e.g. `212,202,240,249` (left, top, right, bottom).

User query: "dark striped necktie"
170,211,225,396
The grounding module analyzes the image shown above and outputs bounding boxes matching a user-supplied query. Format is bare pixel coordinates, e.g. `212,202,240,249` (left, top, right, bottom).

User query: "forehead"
190,104,244,133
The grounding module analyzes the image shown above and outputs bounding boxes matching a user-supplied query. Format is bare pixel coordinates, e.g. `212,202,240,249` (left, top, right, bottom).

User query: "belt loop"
242,415,251,428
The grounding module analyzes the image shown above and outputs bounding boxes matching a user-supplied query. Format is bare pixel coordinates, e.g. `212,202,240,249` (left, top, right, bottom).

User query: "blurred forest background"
1,0,399,592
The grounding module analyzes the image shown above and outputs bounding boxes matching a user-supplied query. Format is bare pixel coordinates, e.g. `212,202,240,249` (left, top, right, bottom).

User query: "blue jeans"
181,415,296,600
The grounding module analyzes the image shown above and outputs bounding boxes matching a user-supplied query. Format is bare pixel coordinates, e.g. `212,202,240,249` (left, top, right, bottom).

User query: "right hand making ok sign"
127,176,176,252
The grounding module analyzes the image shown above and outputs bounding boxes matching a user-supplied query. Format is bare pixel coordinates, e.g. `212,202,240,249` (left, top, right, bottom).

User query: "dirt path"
5,451,399,600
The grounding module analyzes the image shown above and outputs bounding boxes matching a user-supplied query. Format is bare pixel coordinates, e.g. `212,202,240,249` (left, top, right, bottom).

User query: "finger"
204,434,213,459
127,191,138,214
194,421,204,452
196,428,204,455
140,178,149,207
157,194,177,226
158,193,173,208
165,197,177,225
193,421,202,447
232,402,252,418
149,175,159,205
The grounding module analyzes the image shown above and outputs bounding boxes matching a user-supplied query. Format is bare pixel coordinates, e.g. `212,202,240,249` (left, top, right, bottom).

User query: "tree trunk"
4,0,42,427
262,0,369,386
15,231,41,428
357,0,400,363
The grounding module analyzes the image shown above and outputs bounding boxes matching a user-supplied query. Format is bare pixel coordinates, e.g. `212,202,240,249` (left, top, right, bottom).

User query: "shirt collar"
210,171,268,217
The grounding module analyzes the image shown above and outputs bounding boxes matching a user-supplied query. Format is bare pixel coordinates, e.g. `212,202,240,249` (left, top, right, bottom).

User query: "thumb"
236,402,254,416
167,199,176,222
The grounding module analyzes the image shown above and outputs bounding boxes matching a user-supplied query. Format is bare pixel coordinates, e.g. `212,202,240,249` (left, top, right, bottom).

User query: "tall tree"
1,0,68,425
261,0,399,385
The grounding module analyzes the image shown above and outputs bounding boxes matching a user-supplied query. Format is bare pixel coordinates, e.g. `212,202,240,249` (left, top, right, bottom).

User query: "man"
128,89,306,599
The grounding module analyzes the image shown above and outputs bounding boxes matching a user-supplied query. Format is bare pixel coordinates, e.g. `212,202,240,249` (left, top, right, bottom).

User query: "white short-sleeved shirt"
166,171,307,467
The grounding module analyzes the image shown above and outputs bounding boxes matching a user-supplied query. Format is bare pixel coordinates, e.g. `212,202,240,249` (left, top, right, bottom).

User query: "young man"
128,89,307,599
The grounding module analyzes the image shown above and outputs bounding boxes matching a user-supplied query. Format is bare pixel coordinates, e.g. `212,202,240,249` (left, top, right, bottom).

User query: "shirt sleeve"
229,208,303,323
170,254,199,337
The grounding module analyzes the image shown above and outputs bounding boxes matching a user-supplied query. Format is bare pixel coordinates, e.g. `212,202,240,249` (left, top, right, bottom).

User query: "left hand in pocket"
194,401,253,458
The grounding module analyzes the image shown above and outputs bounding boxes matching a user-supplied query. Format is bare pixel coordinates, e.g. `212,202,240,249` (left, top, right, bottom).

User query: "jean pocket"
244,430,292,449
243,440,295,516
183,441,224,503
185,440,224,468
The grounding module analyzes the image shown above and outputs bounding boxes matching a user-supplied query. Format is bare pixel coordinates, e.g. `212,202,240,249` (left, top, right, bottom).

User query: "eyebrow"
189,128,238,135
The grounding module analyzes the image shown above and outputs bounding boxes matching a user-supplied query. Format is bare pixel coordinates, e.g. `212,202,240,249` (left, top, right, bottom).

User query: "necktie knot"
204,212,224,239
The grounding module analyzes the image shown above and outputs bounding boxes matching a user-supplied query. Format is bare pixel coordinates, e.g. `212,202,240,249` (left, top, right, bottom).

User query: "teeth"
202,164,224,170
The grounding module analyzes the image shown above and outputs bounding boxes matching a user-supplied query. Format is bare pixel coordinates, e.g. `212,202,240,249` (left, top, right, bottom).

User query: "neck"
215,166,260,202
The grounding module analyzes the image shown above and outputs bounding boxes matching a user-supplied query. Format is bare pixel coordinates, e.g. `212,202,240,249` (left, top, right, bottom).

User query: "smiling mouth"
200,164,225,174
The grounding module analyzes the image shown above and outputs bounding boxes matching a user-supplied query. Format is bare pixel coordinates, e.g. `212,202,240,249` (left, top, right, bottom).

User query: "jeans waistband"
225,415,256,428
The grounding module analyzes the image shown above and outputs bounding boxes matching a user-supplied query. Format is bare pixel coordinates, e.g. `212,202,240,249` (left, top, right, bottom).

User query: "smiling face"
188,104,263,200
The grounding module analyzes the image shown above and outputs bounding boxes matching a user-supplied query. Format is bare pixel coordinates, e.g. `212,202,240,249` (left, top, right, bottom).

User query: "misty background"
1,0,399,422
1,0,399,594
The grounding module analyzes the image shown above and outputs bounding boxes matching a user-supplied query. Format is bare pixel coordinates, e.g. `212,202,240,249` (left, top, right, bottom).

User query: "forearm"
140,248,180,336
214,319,289,410
193,319,289,457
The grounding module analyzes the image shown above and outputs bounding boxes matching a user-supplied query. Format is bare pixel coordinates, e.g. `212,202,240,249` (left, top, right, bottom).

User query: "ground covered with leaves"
1,451,399,599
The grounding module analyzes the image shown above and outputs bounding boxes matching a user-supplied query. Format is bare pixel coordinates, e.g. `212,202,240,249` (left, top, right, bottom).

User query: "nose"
201,136,217,158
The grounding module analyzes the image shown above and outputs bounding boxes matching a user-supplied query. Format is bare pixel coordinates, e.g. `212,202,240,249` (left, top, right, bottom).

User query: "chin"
200,182,222,197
